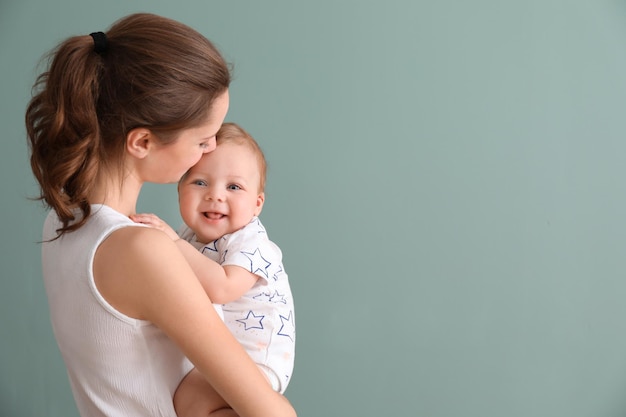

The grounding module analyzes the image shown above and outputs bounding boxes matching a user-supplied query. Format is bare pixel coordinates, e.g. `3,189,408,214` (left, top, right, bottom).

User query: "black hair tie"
89,32,108,54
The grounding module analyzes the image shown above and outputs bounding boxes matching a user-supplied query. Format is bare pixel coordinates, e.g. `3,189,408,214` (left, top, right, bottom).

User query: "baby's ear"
254,192,265,216
126,128,155,159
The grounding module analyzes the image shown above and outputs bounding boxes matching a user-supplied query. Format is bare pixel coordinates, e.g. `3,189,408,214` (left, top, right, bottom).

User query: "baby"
132,123,295,393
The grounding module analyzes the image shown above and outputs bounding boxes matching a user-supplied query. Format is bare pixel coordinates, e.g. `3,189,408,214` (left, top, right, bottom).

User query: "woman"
25,12,296,417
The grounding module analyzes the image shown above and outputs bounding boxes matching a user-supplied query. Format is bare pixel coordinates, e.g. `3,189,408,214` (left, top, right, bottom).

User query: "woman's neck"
89,170,143,216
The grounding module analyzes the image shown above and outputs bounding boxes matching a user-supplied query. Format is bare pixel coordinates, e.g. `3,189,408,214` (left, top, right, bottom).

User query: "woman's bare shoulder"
94,225,198,319
99,225,176,257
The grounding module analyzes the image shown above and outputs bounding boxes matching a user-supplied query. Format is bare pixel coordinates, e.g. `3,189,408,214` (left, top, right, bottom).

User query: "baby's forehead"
216,140,256,154
192,147,260,174
207,142,257,163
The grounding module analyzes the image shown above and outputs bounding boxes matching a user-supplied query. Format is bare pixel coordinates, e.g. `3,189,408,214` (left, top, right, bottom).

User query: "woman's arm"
94,226,296,417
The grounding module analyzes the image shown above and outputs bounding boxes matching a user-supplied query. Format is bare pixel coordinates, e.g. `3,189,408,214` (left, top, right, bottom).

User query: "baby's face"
178,142,265,243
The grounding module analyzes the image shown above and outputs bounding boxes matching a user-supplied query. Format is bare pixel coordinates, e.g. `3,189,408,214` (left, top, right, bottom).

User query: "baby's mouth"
203,212,225,220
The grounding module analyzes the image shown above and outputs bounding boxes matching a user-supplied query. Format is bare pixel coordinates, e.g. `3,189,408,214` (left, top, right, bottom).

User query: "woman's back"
42,204,192,417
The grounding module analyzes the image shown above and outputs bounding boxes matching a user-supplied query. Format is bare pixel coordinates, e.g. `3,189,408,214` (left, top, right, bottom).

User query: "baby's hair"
25,13,231,236
179,122,267,192
213,122,268,192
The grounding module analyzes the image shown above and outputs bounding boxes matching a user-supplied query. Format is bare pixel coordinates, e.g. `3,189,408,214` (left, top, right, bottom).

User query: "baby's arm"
174,241,258,303
129,213,179,240
130,213,258,304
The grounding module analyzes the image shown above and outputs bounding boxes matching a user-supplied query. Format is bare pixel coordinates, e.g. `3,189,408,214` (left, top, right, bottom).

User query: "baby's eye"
227,184,241,191
192,179,207,186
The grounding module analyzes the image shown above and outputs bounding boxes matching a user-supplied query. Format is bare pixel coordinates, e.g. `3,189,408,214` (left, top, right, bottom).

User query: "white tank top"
42,204,193,417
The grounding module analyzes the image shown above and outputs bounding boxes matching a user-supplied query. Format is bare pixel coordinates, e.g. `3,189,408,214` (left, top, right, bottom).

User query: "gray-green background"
3,1,626,416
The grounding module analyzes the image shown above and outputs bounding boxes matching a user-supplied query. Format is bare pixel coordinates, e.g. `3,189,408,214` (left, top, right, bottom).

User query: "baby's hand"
130,213,179,241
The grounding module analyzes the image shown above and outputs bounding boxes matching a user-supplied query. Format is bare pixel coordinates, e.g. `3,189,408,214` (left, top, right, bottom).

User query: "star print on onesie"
178,217,295,393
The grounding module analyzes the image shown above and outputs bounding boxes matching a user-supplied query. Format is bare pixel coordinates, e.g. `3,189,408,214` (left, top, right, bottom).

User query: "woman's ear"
254,192,265,216
126,128,154,159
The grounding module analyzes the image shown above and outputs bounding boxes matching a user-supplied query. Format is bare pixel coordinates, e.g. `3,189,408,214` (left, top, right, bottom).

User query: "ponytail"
26,35,103,235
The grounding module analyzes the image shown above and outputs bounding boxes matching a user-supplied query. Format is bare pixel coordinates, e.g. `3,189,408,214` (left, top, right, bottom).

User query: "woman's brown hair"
25,13,231,236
